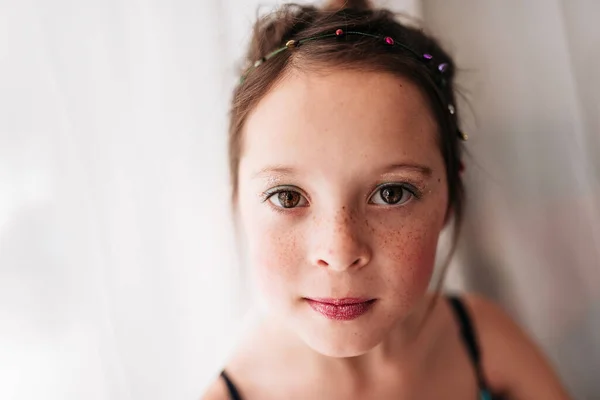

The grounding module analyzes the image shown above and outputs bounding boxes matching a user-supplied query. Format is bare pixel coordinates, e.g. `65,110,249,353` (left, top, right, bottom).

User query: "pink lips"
305,297,376,321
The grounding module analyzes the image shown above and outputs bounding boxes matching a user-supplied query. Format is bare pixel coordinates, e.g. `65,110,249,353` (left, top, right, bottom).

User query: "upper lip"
305,297,375,305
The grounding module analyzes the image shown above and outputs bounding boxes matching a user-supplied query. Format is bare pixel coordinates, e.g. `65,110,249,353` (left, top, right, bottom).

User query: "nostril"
317,259,329,267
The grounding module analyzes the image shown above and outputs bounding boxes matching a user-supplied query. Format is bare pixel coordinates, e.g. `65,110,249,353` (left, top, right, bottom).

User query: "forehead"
241,69,441,177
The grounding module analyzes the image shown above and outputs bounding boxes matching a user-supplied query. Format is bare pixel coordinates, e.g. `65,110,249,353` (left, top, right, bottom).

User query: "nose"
309,209,372,272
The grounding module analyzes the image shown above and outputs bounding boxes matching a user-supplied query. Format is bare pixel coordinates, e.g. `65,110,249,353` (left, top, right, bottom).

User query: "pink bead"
384,36,394,45
335,29,344,36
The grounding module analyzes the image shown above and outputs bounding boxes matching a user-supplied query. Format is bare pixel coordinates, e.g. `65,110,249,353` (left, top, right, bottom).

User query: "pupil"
279,191,299,208
382,187,401,204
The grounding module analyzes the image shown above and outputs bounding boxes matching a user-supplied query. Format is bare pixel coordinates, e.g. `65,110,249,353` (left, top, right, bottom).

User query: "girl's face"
237,69,448,357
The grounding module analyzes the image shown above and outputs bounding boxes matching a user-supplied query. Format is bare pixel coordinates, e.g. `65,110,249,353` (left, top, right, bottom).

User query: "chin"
303,335,380,358
290,309,392,358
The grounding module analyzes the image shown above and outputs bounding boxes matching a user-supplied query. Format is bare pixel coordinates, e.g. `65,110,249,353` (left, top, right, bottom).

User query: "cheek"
242,209,304,299
373,210,444,299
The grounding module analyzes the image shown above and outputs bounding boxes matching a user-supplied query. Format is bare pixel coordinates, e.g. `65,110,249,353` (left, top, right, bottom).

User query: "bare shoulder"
461,293,571,400
200,376,229,400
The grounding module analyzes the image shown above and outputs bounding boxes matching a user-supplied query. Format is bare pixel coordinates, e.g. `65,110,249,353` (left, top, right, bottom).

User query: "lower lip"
305,298,376,321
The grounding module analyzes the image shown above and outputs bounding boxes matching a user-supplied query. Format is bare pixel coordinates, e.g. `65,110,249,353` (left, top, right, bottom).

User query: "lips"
304,297,376,321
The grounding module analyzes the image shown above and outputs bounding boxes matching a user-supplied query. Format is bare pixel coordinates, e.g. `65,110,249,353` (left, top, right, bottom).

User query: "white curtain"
1,0,243,398
424,1,600,399
1,0,597,399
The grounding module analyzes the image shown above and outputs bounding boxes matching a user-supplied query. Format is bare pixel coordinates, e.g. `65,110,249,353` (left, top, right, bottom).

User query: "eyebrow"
378,163,432,176
252,165,296,180
252,163,432,179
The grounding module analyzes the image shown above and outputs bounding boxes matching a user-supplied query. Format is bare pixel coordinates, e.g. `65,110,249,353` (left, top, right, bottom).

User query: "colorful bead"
241,31,466,141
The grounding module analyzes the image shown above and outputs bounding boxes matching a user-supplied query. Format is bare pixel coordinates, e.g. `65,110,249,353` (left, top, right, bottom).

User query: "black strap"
220,370,243,400
447,296,488,389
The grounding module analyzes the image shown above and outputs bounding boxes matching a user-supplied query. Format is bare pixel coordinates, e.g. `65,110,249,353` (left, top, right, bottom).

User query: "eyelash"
261,182,423,212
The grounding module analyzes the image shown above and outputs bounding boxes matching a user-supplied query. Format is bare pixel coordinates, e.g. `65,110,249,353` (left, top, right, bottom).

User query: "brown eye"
381,187,403,204
267,189,307,209
370,184,413,206
278,191,300,208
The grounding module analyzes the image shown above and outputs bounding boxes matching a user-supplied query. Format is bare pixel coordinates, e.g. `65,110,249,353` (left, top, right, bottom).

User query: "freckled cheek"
373,217,442,297
395,230,437,281
245,217,305,298
399,231,435,268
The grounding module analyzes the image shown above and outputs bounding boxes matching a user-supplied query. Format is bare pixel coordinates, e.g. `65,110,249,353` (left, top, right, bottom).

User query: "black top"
220,370,242,400
448,296,496,400
220,295,497,399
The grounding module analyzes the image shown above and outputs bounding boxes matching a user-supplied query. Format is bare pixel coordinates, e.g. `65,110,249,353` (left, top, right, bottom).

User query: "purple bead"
438,63,448,72
423,53,433,60
384,36,394,45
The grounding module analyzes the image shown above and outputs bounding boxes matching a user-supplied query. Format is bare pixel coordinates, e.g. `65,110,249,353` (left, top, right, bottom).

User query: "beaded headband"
240,29,467,141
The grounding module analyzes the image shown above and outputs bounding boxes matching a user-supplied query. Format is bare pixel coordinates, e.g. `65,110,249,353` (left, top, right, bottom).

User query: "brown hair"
228,0,465,298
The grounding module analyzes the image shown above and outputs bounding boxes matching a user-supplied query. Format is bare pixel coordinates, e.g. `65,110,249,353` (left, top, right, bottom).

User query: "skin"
203,69,571,399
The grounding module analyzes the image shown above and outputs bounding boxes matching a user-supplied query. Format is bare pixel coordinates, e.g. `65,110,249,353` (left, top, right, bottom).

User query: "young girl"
204,1,570,398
